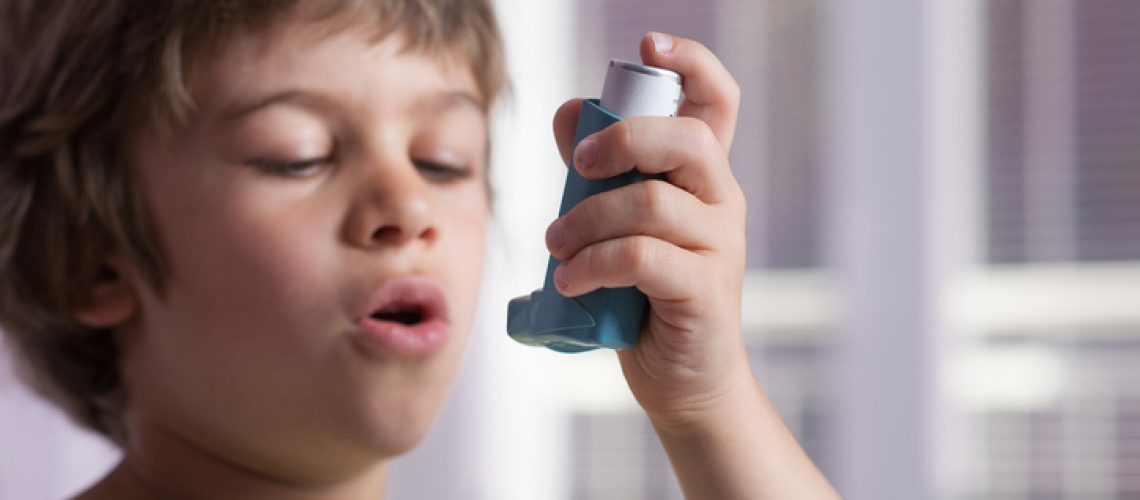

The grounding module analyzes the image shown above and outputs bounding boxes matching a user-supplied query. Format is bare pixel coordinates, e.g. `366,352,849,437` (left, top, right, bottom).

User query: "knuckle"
689,37,713,57
689,39,739,103
725,77,742,106
665,118,710,168
638,179,673,222
614,119,636,156
678,116,717,155
693,120,720,154
572,197,595,234
622,237,656,274
564,196,604,253
584,243,608,276
678,115,704,134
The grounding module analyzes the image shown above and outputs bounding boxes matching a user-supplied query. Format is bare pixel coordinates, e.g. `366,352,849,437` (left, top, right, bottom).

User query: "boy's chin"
348,400,444,458
266,410,436,482
362,420,433,457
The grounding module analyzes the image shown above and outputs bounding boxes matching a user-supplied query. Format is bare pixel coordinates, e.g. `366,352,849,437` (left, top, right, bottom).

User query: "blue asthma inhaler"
507,60,683,353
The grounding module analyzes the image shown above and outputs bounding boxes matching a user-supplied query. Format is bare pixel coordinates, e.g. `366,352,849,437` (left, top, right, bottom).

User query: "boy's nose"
344,163,438,249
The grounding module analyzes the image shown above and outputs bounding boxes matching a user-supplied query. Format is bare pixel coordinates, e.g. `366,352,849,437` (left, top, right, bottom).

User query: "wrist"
646,365,763,439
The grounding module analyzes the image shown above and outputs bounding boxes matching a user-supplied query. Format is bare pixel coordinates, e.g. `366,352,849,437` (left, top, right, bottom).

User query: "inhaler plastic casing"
507,60,682,353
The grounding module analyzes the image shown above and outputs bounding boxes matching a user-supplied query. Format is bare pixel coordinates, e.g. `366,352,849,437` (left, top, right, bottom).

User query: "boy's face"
121,20,488,478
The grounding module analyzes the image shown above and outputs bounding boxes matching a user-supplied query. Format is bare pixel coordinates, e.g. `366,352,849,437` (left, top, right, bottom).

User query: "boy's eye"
246,156,472,181
413,158,473,183
248,156,331,177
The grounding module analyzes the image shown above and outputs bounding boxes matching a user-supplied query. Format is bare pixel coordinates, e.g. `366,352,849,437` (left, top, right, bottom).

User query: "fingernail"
650,32,674,54
554,266,570,291
546,220,565,250
575,137,597,169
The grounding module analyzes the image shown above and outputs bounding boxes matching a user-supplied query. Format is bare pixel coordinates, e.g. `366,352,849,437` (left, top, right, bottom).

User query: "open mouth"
370,305,427,326
358,276,449,328
354,276,451,357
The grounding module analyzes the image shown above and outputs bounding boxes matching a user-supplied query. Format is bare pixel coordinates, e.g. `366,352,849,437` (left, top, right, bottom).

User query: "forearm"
652,380,839,500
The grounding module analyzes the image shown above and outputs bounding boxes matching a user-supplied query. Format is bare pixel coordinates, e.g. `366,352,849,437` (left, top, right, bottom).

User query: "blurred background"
2,0,1138,499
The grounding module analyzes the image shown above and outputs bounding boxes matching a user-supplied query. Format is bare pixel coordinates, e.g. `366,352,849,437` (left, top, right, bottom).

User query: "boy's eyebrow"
217,88,485,123
421,90,486,116
217,90,332,123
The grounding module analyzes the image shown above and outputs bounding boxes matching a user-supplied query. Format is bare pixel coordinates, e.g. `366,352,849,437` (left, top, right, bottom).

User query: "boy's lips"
352,276,451,357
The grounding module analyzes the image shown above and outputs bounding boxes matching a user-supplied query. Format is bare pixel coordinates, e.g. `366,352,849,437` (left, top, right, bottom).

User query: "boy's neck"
74,420,390,500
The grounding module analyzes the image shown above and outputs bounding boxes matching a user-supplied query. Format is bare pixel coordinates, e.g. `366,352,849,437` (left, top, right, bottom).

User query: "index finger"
639,32,740,153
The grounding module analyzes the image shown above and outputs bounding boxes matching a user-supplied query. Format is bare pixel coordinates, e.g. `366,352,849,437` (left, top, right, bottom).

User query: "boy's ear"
72,263,139,329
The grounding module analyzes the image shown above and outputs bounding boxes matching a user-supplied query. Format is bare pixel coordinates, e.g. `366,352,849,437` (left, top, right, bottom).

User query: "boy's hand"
547,33,838,500
547,32,751,434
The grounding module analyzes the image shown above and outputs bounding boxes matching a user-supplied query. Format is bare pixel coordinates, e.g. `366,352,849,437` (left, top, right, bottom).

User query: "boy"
0,0,838,498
